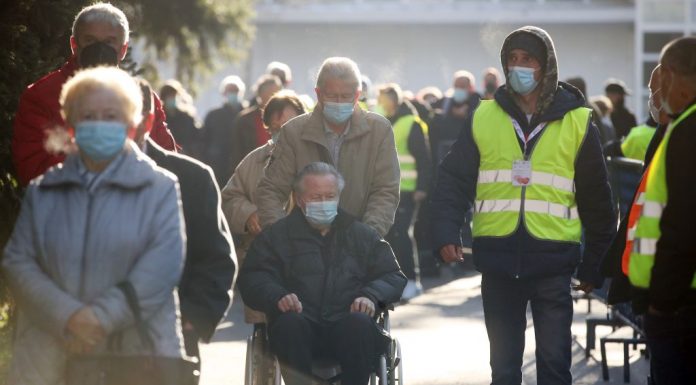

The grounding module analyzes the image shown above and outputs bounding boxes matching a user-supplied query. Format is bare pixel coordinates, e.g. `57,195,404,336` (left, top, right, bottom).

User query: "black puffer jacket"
239,208,406,323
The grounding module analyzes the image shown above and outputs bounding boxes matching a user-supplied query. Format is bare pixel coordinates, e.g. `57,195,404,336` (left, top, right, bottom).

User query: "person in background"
622,37,696,385
239,162,406,385
137,79,237,374
359,75,373,111
3,67,187,384
590,95,619,152
416,86,443,110
434,70,481,115
621,117,657,161
266,61,293,89
481,67,501,100
160,80,201,159
377,83,432,300
11,2,176,186
202,75,247,187
229,74,283,174
221,90,306,324
431,26,616,385
256,57,400,238
605,78,638,139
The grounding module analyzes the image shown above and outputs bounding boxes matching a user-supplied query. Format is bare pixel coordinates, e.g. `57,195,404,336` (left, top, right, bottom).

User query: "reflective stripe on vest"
393,114,428,192
626,103,696,289
471,100,590,242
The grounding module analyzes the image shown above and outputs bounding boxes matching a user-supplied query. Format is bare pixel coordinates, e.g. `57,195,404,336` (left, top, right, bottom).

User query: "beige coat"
256,106,400,236
220,142,272,324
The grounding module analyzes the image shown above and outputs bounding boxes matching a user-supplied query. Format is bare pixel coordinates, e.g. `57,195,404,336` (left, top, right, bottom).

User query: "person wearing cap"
11,2,176,186
605,78,638,139
430,26,616,384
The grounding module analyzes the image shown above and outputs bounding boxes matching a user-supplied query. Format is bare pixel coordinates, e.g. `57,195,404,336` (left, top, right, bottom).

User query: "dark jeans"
268,312,384,385
645,305,696,385
182,327,201,384
481,273,573,385
386,191,416,279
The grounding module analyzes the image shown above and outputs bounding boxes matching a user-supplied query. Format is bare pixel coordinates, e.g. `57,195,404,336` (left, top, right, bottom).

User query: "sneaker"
401,279,423,301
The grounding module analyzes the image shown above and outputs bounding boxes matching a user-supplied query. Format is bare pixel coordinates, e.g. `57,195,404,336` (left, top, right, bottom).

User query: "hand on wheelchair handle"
351,297,375,317
277,293,303,313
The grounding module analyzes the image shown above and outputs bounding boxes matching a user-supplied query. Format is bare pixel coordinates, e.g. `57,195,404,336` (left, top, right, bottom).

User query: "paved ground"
200,272,649,385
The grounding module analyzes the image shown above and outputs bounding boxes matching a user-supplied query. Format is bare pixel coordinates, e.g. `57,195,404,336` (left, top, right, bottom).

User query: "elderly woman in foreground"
2,67,187,384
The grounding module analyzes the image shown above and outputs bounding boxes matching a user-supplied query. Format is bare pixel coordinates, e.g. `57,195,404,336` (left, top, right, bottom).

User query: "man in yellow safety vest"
622,37,696,385
430,26,617,385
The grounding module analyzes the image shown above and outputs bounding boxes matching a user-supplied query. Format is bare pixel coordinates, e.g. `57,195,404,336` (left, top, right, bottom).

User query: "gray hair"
219,75,246,98
292,162,345,195
316,57,361,91
266,61,292,85
72,2,129,44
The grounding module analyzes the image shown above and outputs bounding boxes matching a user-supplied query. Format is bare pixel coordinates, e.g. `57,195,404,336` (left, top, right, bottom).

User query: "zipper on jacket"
78,190,94,298
515,129,544,279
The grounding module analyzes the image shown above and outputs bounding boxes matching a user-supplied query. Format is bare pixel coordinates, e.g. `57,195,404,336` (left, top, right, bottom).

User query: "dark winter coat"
239,208,406,324
202,103,244,186
430,26,616,287
388,101,432,192
146,138,237,342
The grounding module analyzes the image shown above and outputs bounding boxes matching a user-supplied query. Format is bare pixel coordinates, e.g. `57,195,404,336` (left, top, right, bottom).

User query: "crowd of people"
3,2,695,385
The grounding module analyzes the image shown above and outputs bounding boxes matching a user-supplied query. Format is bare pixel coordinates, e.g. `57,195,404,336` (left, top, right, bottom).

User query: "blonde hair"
60,66,143,127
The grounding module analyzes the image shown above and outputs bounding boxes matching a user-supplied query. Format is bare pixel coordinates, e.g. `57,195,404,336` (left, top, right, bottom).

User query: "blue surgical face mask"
75,120,127,161
508,66,539,95
323,101,354,124
226,93,239,105
164,97,177,111
303,200,338,227
452,88,469,103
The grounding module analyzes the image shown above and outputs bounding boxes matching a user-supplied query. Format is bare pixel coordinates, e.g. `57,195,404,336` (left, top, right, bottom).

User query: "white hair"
219,75,246,98
316,57,361,91
72,2,129,44
292,162,345,195
266,61,292,85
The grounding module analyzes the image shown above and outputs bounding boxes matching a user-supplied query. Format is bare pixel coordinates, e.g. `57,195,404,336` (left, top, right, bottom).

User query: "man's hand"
413,190,427,203
246,212,262,235
277,293,303,313
350,297,375,317
440,244,464,263
66,307,106,349
572,281,595,294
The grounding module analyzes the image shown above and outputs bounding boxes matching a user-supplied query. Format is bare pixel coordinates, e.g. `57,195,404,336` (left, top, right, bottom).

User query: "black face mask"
79,41,119,68
485,81,497,94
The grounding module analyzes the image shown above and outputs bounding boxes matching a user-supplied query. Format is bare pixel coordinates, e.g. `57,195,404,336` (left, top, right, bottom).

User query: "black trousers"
385,191,416,279
645,305,696,385
268,312,383,385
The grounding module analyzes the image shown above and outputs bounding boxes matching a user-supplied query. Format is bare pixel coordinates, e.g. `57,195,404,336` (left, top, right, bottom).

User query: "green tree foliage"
0,0,254,376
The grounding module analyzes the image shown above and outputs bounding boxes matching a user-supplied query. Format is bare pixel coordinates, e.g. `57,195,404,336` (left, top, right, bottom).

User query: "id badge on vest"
512,159,532,186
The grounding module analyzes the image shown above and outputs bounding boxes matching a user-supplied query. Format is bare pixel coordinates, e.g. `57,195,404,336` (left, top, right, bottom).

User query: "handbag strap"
116,281,156,352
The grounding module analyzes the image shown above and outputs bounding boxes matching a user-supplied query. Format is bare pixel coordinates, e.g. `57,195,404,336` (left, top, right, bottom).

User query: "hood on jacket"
500,26,559,116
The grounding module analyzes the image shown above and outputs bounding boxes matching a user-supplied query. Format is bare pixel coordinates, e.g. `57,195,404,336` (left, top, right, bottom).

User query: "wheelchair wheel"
244,324,278,385
390,339,403,385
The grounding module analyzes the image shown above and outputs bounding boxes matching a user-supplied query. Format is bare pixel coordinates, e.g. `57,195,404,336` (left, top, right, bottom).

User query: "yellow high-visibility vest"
393,114,428,192
471,100,590,242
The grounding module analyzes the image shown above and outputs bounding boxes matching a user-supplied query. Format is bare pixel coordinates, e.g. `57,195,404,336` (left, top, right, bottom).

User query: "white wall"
192,22,638,121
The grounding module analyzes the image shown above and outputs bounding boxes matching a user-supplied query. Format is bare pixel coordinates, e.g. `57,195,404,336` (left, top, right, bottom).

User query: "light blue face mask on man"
452,88,469,103
75,121,127,161
323,102,354,124
303,200,338,226
508,66,539,95
226,93,239,105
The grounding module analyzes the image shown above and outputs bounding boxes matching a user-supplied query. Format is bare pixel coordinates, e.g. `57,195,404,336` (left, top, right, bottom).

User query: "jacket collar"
300,106,372,146
40,141,158,190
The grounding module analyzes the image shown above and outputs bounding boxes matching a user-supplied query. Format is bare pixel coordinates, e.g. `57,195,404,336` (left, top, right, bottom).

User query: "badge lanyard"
511,118,546,155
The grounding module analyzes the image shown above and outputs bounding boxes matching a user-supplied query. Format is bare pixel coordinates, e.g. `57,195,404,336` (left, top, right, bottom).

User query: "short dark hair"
661,37,696,83
262,90,306,127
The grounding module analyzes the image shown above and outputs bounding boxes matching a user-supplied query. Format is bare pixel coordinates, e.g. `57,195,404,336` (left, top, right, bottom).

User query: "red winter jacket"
11,56,177,186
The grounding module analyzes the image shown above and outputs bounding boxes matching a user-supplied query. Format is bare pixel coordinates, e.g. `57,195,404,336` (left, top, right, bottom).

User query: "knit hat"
505,32,547,69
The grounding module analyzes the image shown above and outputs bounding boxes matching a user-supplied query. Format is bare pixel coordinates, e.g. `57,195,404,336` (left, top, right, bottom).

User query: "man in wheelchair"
239,162,407,385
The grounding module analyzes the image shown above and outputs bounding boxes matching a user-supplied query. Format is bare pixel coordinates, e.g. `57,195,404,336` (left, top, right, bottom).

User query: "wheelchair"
244,308,403,385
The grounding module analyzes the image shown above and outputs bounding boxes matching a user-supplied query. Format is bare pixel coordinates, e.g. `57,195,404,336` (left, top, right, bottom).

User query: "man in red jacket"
12,2,176,186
